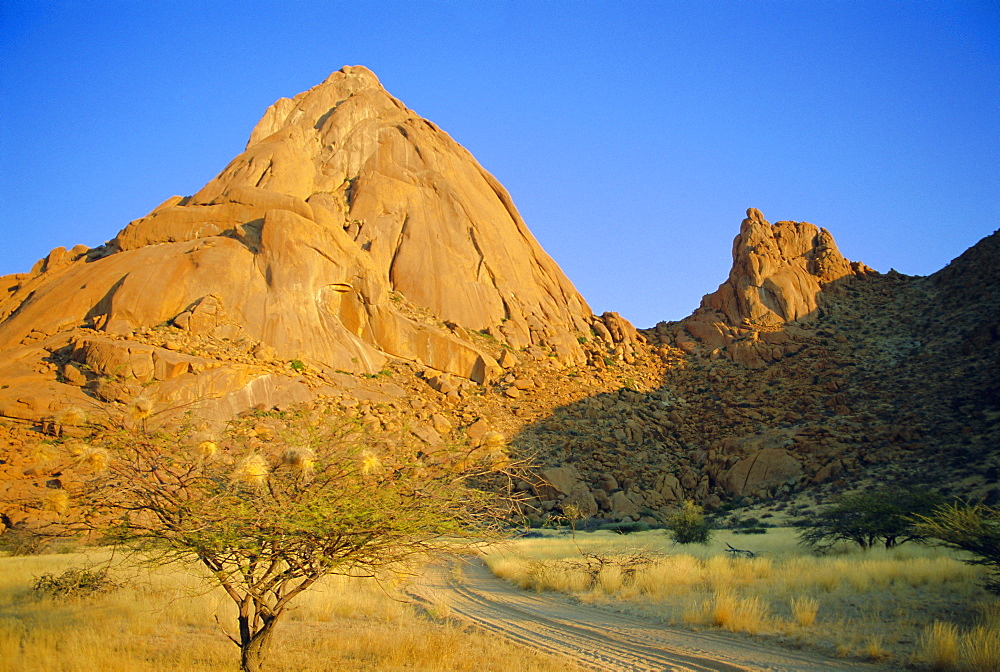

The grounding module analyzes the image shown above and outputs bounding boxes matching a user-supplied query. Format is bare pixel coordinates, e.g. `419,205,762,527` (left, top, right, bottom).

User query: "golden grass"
790,595,818,627
962,625,1000,672
685,588,770,635
863,634,892,662
916,621,960,670
0,550,584,672
481,528,999,668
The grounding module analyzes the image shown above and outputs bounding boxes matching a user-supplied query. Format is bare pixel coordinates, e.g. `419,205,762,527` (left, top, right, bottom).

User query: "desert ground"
4,528,998,671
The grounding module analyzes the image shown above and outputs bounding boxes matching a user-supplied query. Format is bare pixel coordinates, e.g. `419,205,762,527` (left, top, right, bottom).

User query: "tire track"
407,557,877,672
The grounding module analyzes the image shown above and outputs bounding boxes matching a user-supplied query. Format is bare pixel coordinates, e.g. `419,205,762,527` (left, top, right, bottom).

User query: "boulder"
532,465,584,500
609,490,640,518
717,448,803,497
560,484,599,518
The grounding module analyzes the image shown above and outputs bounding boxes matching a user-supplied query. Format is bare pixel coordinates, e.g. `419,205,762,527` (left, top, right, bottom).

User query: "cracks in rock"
468,226,498,291
254,162,273,188
387,215,410,288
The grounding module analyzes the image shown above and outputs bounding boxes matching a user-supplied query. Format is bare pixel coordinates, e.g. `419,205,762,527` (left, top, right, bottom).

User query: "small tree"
34,408,510,672
913,502,1000,594
666,500,712,544
794,485,943,551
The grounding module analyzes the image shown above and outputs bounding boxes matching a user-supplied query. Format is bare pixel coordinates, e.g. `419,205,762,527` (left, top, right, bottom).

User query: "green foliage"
288,359,305,372
913,502,1000,594
666,501,712,544
794,486,944,550
59,408,509,671
730,516,772,535
33,566,119,599
596,521,651,535
733,526,769,535
577,335,588,344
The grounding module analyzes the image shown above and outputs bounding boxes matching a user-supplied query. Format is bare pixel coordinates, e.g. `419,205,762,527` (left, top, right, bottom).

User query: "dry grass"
863,635,892,663
684,588,771,635
790,595,818,627
0,549,584,672
916,621,960,670
962,625,1000,672
482,528,1000,668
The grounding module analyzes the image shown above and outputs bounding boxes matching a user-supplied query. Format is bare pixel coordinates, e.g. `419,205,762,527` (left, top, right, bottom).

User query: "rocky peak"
0,66,630,427
652,208,874,367
112,65,595,355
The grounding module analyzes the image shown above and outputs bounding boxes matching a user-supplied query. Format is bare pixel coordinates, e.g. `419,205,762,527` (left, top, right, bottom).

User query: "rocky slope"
1,67,996,532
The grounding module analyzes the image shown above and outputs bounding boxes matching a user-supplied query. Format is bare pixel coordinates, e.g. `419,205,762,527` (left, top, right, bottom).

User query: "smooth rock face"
668,208,874,366
113,66,593,357
0,66,608,423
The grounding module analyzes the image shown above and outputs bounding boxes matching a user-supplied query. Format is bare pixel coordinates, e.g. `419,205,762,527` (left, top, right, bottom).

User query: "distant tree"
33,408,511,672
913,502,1000,594
794,486,944,551
665,500,712,544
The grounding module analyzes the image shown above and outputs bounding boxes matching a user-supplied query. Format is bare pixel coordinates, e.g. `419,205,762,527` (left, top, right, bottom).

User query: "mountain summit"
0,66,628,423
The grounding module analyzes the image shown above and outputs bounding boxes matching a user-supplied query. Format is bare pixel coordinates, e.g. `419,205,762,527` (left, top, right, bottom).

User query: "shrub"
0,526,50,555
598,521,650,535
33,566,120,599
665,501,712,544
733,527,769,535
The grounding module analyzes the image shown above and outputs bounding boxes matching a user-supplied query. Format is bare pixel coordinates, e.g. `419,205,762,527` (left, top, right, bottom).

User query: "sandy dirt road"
407,558,880,672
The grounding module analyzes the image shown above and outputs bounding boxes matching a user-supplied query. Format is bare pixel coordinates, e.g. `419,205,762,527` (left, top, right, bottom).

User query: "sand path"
407,557,880,672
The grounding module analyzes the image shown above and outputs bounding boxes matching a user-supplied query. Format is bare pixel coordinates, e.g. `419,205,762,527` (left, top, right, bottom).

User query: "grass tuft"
790,595,818,627
917,620,960,671
962,625,1000,672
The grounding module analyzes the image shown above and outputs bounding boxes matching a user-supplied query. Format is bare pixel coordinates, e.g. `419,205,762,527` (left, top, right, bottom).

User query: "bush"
666,501,712,544
33,566,120,599
794,485,943,550
598,521,651,535
733,527,768,535
0,526,50,555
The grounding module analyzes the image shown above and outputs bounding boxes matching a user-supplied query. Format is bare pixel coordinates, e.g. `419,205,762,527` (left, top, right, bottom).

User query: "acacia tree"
794,486,943,551
913,502,1000,594
42,407,511,672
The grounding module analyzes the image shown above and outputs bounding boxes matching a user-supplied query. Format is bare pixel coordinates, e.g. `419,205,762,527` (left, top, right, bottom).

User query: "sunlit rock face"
0,66,610,423
114,66,595,356
664,208,874,367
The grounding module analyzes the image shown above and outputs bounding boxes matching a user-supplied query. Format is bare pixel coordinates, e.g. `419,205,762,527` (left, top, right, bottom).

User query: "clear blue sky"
1,1,997,328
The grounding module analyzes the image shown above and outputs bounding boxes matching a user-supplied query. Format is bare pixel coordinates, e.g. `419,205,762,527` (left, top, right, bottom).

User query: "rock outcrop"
656,208,874,367
0,66,625,425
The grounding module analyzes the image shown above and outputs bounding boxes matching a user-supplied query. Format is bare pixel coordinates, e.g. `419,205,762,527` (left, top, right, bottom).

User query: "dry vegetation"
483,528,1000,670
0,548,584,672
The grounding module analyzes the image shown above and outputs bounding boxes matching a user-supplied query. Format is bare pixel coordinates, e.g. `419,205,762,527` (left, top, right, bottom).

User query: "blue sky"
1,1,997,328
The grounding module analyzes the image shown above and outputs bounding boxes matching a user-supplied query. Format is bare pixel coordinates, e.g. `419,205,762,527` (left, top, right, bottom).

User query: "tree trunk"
239,613,279,672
